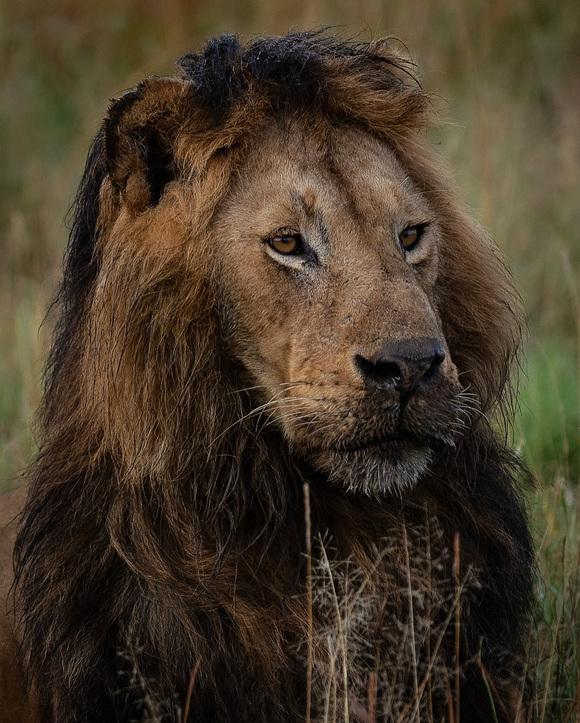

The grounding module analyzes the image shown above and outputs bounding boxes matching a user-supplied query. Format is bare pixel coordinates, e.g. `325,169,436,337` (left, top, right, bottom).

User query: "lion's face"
216,121,464,495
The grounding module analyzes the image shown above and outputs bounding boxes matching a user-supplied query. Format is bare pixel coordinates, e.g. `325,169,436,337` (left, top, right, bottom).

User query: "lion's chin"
310,440,432,498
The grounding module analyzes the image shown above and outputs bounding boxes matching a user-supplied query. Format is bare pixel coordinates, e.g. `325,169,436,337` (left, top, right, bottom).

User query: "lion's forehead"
222,121,429,235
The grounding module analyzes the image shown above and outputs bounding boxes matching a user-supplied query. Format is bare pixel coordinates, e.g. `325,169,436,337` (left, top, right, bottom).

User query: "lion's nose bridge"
341,275,440,338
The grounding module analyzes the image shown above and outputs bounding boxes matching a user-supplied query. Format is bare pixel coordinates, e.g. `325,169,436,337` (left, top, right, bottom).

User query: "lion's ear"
105,78,192,212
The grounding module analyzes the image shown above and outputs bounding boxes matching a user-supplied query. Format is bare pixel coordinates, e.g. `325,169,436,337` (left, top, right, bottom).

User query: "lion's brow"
290,191,330,244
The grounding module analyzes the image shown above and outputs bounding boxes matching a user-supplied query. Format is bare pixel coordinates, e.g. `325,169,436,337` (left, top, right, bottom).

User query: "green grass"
0,283,45,487
1,1,578,719
516,338,579,485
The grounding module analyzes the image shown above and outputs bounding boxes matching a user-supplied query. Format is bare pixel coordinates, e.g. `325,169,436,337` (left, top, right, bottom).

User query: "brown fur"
1,32,534,722
0,487,38,722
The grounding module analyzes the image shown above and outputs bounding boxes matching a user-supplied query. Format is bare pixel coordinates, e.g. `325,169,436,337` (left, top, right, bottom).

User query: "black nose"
354,337,445,392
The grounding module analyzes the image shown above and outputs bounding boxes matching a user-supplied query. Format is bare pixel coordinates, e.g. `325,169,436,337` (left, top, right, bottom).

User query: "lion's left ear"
105,78,193,212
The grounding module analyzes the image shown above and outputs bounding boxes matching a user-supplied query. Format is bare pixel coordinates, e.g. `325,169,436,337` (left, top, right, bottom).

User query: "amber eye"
399,223,428,252
268,234,304,255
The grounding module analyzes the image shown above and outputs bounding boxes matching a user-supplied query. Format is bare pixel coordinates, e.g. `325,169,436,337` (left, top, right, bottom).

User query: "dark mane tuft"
178,30,420,120
44,129,107,403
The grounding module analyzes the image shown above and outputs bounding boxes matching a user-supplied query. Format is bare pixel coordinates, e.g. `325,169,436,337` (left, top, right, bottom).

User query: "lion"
0,32,535,722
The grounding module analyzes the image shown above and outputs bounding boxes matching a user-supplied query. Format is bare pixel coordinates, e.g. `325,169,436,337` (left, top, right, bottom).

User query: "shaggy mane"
13,32,534,723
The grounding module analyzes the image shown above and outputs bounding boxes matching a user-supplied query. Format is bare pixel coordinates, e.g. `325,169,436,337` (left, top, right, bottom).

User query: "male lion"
0,32,534,722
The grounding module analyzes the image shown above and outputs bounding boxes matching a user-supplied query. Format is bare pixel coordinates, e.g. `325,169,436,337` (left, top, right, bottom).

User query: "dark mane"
178,31,421,119
43,129,106,402
13,31,534,723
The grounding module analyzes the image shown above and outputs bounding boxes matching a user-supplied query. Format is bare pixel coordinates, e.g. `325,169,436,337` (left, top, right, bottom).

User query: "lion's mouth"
330,431,415,453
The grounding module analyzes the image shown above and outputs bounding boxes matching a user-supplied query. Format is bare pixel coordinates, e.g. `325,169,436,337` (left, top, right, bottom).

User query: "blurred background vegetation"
0,0,578,719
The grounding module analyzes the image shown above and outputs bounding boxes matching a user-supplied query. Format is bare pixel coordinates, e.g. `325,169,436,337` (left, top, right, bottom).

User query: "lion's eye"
399,223,428,252
268,234,304,256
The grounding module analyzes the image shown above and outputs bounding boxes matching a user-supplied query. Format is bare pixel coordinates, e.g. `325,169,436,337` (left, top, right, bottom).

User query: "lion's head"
72,33,520,499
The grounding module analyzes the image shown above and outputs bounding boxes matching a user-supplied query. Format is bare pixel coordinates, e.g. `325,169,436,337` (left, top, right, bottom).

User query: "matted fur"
10,32,534,722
